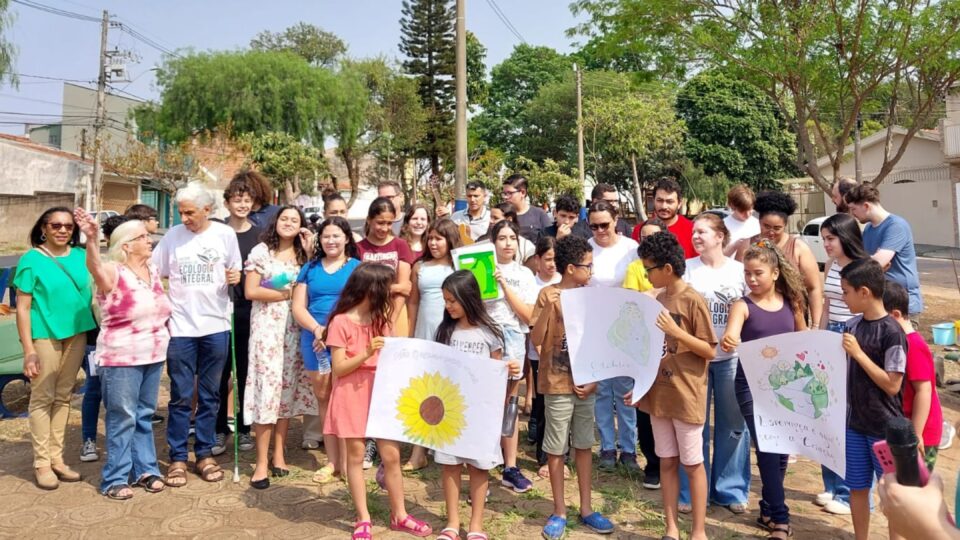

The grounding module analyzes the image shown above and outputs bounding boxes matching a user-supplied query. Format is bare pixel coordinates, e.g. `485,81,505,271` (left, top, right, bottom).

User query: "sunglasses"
589,222,612,231
47,222,75,231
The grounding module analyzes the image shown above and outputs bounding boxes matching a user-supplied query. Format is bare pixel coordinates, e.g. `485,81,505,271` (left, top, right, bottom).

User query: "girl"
358,197,416,337
404,218,461,471
478,202,535,263
434,270,520,540
243,206,317,489
486,219,538,493
291,216,361,484
721,240,807,540
815,212,869,514
323,263,432,539
401,203,431,261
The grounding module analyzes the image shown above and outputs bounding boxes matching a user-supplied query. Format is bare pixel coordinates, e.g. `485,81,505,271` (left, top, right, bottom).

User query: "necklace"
123,261,151,286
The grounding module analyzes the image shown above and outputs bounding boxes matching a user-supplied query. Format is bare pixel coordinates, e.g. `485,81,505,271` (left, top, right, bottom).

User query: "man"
450,180,491,241
722,184,760,256
845,183,924,319
545,193,591,239
631,178,696,258
125,203,160,235
832,176,859,214
590,183,632,237
502,174,552,243
377,180,406,236
152,183,242,486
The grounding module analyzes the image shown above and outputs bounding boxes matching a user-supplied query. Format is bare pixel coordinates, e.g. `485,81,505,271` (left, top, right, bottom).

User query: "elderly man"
152,183,242,487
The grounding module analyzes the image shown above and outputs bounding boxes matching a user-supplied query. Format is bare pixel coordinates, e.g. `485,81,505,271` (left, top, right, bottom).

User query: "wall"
59,83,141,156
0,139,88,197
0,193,74,246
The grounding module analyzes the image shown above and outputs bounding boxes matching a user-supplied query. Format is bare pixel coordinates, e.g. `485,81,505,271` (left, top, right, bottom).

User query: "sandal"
678,503,692,514
312,464,337,484
196,457,224,482
757,514,774,531
352,520,373,540
437,527,460,540
135,474,165,493
104,484,133,500
390,514,432,537
165,461,188,487
401,459,428,472
769,523,793,539
466,533,488,540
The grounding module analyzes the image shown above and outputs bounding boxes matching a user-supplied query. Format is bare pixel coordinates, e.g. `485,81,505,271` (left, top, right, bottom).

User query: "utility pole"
453,0,467,212
854,112,863,183
91,10,109,210
575,64,585,195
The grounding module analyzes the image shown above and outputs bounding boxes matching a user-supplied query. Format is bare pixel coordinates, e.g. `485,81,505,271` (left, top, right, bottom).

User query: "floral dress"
243,243,318,425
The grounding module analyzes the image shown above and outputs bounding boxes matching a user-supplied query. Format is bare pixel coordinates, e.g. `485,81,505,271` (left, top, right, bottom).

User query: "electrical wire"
483,0,526,44
10,0,101,23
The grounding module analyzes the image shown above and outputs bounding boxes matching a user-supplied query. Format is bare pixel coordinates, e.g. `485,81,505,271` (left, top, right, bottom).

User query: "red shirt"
356,237,416,272
631,215,696,259
902,332,943,448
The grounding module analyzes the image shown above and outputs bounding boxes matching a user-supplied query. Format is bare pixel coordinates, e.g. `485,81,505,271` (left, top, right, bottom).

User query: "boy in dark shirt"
839,258,907,540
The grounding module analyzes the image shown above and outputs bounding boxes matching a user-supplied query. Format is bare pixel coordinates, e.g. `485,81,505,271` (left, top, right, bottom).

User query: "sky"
0,0,585,136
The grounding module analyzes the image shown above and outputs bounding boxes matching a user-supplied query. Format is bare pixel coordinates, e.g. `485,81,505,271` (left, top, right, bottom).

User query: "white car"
79,210,120,244
799,216,828,268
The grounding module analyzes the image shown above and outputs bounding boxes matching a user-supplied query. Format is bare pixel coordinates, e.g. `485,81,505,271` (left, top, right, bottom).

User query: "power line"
12,72,94,83
113,22,180,58
483,0,526,44
10,0,101,22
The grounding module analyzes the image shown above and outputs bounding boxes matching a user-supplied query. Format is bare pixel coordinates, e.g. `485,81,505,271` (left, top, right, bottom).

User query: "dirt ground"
1,287,958,539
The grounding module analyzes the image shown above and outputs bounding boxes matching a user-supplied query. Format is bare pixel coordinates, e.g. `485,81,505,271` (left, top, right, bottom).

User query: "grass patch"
519,487,547,500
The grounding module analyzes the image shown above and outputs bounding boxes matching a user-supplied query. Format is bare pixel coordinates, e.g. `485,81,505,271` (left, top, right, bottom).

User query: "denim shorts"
503,326,526,380
300,330,331,374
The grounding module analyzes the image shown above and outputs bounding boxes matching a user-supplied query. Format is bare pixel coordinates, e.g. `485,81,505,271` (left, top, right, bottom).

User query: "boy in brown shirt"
531,235,614,539
633,232,717,540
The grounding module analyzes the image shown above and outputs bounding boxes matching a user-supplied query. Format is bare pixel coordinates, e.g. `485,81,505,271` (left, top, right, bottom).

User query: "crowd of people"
10,170,950,540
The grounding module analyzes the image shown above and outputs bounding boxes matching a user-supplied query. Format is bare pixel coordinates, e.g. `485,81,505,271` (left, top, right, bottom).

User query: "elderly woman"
14,207,97,490
75,210,172,500
152,183,242,486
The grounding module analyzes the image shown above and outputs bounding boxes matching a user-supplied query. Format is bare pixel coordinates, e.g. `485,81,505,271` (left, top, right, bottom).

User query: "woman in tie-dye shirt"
75,209,172,500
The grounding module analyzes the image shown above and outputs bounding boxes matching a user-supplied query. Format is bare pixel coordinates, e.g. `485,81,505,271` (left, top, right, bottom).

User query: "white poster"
366,338,508,464
560,287,666,403
738,330,847,477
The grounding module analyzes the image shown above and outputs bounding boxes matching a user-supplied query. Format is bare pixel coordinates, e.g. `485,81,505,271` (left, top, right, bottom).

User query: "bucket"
932,323,956,346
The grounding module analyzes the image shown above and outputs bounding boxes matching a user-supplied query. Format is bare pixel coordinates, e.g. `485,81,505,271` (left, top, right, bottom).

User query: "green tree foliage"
677,70,797,191
509,156,583,206
466,31,489,109
399,0,455,175
136,50,334,143
0,0,15,85
570,0,960,189
240,131,326,203
250,22,346,67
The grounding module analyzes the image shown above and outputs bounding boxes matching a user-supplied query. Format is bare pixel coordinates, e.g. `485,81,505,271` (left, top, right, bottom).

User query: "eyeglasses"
589,222,612,231
130,234,151,242
47,222,75,231
643,264,664,273
501,190,520,197
572,263,593,272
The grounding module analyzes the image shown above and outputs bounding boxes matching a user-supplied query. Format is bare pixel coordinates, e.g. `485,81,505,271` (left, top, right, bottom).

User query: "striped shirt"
824,260,854,325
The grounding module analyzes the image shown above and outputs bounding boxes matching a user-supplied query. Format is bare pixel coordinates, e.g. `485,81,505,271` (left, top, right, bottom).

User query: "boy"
634,232,716,540
839,258,908,540
882,280,942,471
531,235,614,539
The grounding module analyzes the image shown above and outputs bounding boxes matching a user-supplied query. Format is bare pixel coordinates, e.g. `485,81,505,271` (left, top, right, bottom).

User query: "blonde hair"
107,220,146,263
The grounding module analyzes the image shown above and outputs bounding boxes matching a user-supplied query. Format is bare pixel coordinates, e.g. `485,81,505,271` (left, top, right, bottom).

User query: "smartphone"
871,440,930,486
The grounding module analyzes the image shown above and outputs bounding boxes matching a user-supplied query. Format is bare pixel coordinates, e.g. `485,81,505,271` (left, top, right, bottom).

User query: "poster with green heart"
451,243,502,301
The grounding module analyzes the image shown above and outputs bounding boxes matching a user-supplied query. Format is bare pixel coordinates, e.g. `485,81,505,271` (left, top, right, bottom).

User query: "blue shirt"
247,204,280,229
862,214,924,314
296,258,360,326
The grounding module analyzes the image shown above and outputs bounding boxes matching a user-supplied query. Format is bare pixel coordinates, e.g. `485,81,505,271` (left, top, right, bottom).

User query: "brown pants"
29,333,86,468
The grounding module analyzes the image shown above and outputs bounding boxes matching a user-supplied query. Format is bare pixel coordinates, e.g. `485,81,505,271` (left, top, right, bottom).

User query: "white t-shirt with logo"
682,256,746,361
588,236,639,288
724,214,760,246
484,260,537,333
449,325,504,361
152,221,242,337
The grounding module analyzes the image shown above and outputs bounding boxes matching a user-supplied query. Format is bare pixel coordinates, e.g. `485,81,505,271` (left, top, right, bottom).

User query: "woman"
75,210,172,500
243,206,318,489
400,203,431,261
14,207,97,489
677,213,751,515
586,202,649,478
291,216,361,484
735,190,823,327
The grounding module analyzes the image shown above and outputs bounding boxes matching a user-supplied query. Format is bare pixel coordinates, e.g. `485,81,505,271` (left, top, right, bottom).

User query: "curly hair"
554,235,591,274
554,193,581,214
638,231,686,276
260,205,308,265
754,190,797,220
744,240,807,315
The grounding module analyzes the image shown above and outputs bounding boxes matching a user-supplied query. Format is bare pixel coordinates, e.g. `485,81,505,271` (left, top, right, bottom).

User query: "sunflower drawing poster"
366,338,508,464
738,330,847,477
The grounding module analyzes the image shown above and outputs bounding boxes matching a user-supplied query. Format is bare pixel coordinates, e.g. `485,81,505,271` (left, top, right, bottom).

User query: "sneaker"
598,450,617,471
501,466,533,493
823,499,852,515
814,492,833,507
617,452,641,474
362,439,377,470
527,417,538,444
940,422,956,450
787,454,797,464
79,439,98,462
151,414,164,424
211,433,227,456
642,471,661,490
238,433,254,451
301,439,321,450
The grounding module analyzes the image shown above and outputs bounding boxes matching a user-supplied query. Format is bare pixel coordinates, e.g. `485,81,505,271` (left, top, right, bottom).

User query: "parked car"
79,210,119,244
303,206,322,221
799,216,828,269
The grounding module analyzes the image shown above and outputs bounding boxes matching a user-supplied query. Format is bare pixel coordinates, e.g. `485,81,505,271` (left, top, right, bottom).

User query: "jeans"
216,308,250,436
595,376,638,453
736,365,789,524
166,332,230,463
81,346,102,442
680,358,751,506
99,362,163,492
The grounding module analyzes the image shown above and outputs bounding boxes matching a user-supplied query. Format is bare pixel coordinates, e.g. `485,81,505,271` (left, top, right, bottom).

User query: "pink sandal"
437,527,460,540
352,520,372,539
390,514,433,537
467,533,489,540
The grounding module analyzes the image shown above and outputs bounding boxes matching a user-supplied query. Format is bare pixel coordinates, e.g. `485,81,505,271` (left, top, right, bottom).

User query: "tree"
508,157,583,206
136,50,335,143
250,22,346,67
325,62,374,208
570,0,960,190
399,0,456,176
0,0,14,85
239,131,327,204
677,70,798,191
466,31,489,109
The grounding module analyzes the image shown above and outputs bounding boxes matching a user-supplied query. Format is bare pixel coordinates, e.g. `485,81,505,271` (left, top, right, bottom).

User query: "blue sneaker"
542,514,567,540
501,466,533,493
579,512,614,534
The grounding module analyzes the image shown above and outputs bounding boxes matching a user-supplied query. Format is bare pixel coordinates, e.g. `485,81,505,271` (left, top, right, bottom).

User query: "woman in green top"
13,207,97,490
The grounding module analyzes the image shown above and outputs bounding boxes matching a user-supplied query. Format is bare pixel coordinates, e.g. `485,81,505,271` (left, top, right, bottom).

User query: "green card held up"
451,243,502,301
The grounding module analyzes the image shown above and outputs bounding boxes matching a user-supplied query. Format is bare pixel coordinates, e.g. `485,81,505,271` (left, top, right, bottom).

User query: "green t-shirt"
13,248,96,340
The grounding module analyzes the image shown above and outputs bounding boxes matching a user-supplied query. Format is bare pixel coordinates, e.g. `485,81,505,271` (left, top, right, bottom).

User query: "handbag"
36,246,100,339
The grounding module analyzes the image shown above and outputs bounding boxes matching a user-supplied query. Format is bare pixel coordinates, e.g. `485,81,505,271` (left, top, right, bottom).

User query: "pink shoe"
352,521,372,540
390,514,432,537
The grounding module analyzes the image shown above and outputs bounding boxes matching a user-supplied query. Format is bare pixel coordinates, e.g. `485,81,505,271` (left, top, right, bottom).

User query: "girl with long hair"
323,263,432,539
400,203,431,260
